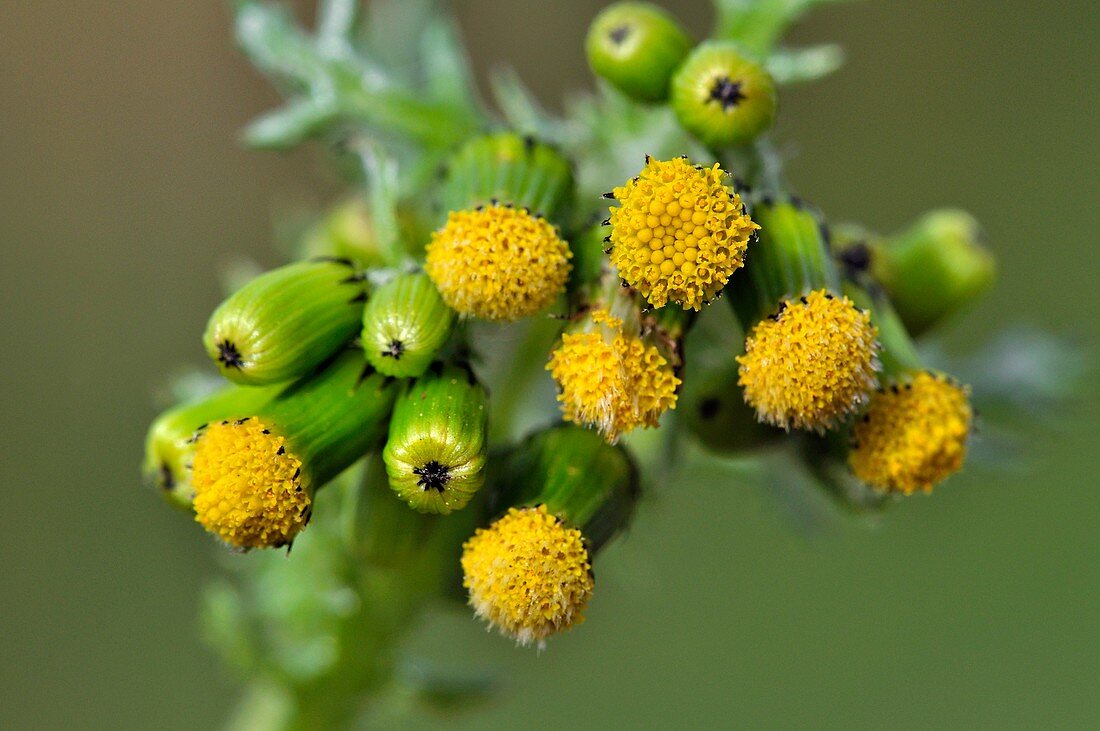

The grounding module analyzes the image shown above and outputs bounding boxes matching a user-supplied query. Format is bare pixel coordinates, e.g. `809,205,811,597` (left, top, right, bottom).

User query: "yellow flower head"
737,289,879,432
425,204,571,320
547,309,680,442
607,157,757,310
461,505,593,646
849,372,972,495
190,418,310,549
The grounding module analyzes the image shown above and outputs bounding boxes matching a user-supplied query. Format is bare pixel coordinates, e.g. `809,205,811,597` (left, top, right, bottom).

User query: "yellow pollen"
461,505,593,646
546,309,680,442
737,290,880,432
425,204,571,321
849,372,972,495
190,418,310,549
608,157,757,310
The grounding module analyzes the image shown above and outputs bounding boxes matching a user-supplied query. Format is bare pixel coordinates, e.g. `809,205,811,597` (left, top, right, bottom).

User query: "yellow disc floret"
461,505,594,646
608,157,757,310
849,372,972,495
547,309,680,442
737,290,879,432
190,418,310,549
425,204,571,320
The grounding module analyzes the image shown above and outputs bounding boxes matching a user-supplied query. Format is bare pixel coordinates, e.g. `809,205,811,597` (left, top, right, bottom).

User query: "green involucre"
671,41,777,148
142,383,283,510
503,425,639,553
585,2,693,103
203,259,367,385
258,349,398,491
362,272,454,378
383,365,489,514
877,210,996,336
441,132,574,220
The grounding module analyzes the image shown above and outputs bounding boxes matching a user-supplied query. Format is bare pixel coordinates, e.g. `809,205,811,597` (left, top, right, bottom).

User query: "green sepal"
731,198,838,326
504,425,640,553
143,383,283,510
383,365,489,514
441,132,575,220
204,259,367,385
670,41,777,148
258,349,399,492
362,272,455,378
877,210,996,336
585,2,693,103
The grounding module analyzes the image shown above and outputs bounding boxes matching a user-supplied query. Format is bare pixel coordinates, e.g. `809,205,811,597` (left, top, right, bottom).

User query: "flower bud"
362,272,455,378
585,2,693,103
189,350,397,548
441,133,574,220
671,41,777,148
878,210,996,335
679,359,779,453
142,383,282,510
203,259,366,385
461,425,639,646
300,198,387,268
383,365,489,514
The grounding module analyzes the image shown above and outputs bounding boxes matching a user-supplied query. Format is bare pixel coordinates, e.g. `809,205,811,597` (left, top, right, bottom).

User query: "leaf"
766,44,846,84
242,100,338,150
489,68,561,141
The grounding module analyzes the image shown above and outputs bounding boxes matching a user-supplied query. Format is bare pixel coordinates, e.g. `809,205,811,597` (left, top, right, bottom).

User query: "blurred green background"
2,0,1097,728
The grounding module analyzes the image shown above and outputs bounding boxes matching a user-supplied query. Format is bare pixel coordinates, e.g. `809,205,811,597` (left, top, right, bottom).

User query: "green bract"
142,382,283,510
671,41,777,148
362,272,454,378
585,2,693,103
383,365,489,514
441,132,574,219
203,259,366,385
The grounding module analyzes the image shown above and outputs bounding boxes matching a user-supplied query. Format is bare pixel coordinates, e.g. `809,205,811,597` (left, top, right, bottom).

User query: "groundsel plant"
142,1,1072,726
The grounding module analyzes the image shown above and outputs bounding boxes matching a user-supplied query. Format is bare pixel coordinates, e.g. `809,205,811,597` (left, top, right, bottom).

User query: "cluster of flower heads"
146,0,992,655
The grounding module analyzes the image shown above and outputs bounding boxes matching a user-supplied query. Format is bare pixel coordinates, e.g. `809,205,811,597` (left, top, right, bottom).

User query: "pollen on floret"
737,289,880,432
461,505,593,646
425,204,572,321
546,309,680,442
190,418,310,549
849,371,972,495
607,156,757,310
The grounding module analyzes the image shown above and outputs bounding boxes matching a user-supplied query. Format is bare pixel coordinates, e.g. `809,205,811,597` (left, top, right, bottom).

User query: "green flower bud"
203,259,367,385
585,2,693,103
441,132,574,220
142,383,283,510
300,198,386,268
878,210,996,335
670,41,777,148
383,365,489,514
189,349,398,548
362,272,455,378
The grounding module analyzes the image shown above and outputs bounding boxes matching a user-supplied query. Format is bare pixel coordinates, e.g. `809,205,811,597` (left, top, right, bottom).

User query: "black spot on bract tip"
839,243,872,274
217,340,244,370
382,339,404,360
608,24,630,45
709,76,746,111
413,460,451,492
699,397,721,420
159,463,175,491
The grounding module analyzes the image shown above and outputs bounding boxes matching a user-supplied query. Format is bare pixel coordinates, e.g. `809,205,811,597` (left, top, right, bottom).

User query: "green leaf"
766,44,846,84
